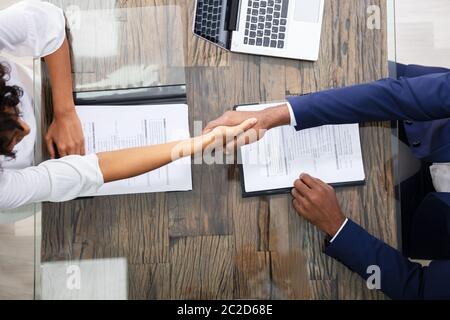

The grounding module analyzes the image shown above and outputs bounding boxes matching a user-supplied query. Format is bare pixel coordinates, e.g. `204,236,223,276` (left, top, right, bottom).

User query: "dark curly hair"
0,62,24,158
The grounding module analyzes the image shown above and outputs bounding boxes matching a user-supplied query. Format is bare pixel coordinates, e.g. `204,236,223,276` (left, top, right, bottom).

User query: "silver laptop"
193,0,325,61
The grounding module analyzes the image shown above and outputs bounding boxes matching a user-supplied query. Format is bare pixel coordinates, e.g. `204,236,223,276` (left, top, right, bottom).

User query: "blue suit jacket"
288,64,450,299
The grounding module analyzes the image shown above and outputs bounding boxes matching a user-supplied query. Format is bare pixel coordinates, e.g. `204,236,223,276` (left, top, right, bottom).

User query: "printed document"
76,104,192,196
237,103,365,193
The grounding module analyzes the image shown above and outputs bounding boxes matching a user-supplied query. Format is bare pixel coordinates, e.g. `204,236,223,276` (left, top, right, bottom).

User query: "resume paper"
76,104,192,196
237,103,365,194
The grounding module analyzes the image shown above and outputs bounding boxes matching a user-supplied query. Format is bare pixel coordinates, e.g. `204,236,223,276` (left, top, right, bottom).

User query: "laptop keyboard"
194,0,223,43
244,0,289,49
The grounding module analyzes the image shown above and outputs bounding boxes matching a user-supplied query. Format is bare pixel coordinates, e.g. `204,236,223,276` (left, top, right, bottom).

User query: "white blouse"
0,0,103,210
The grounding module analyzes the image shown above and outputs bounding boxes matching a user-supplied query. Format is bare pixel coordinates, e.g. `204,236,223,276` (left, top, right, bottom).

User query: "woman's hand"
170,118,259,161
45,109,85,158
44,38,85,158
203,117,259,153
99,118,259,183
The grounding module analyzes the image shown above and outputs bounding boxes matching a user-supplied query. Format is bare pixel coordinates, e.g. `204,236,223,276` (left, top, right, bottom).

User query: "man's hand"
203,104,291,152
291,173,346,237
45,109,85,158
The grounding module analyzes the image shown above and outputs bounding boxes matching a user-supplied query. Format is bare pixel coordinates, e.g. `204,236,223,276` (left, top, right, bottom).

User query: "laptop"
193,0,325,61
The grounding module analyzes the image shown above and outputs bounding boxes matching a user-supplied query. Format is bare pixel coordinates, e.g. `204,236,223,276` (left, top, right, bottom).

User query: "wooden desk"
41,0,396,299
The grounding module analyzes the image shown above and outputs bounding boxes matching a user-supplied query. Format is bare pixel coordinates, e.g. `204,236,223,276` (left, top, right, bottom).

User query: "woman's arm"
0,1,66,57
0,1,85,157
98,118,257,182
0,118,258,210
44,38,85,158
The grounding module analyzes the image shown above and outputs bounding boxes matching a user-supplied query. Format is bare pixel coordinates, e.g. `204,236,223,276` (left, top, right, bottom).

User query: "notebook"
236,103,366,198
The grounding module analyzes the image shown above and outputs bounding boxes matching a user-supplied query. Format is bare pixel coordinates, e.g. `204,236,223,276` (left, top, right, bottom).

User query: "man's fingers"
314,176,333,190
293,178,311,197
292,199,306,216
299,173,320,189
304,174,333,191
291,188,303,200
46,139,56,159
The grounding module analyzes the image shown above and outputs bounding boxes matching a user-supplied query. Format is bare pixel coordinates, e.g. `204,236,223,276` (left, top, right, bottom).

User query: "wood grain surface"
41,0,396,300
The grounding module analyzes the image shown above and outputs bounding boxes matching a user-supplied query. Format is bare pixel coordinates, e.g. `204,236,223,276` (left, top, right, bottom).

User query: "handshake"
201,104,291,153
196,104,347,239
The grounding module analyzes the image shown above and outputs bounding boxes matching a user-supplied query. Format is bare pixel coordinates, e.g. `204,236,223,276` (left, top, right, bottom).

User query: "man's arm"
291,173,450,300
0,118,258,210
395,63,450,78
288,71,450,130
325,219,450,300
203,64,450,148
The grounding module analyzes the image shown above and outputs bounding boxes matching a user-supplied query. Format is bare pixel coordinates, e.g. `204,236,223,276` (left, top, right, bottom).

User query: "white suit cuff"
330,218,349,243
286,101,297,127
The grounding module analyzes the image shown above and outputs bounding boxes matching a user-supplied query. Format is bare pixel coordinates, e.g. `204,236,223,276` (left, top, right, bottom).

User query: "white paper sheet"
237,103,365,193
75,104,192,196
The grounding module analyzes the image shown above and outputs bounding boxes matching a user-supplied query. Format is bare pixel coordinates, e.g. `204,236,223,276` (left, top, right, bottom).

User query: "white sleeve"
0,154,104,210
0,0,66,58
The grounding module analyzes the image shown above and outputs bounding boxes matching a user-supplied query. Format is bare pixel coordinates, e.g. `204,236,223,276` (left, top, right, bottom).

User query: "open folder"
237,103,366,198
75,102,192,197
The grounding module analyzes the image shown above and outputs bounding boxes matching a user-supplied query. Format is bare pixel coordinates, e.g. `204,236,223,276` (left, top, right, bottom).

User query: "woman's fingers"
225,120,260,153
80,139,86,156
45,138,56,159
225,118,258,152
236,127,262,147
235,118,258,133
207,118,258,154
203,121,218,134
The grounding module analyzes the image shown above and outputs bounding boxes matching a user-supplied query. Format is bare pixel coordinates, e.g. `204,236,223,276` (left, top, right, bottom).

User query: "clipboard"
71,85,189,200
234,103,366,198
74,84,187,106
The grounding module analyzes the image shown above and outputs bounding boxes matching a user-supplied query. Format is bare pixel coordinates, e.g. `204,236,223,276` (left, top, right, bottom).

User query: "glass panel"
37,0,401,300
387,0,402,250
0,0,40,299
41,258,127,300
50,0,186,92
0,208,36,300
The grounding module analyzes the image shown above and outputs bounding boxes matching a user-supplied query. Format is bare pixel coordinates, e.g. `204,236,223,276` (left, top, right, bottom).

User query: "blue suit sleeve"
397,63,450,78
288,71,450,130
325,219,450,300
